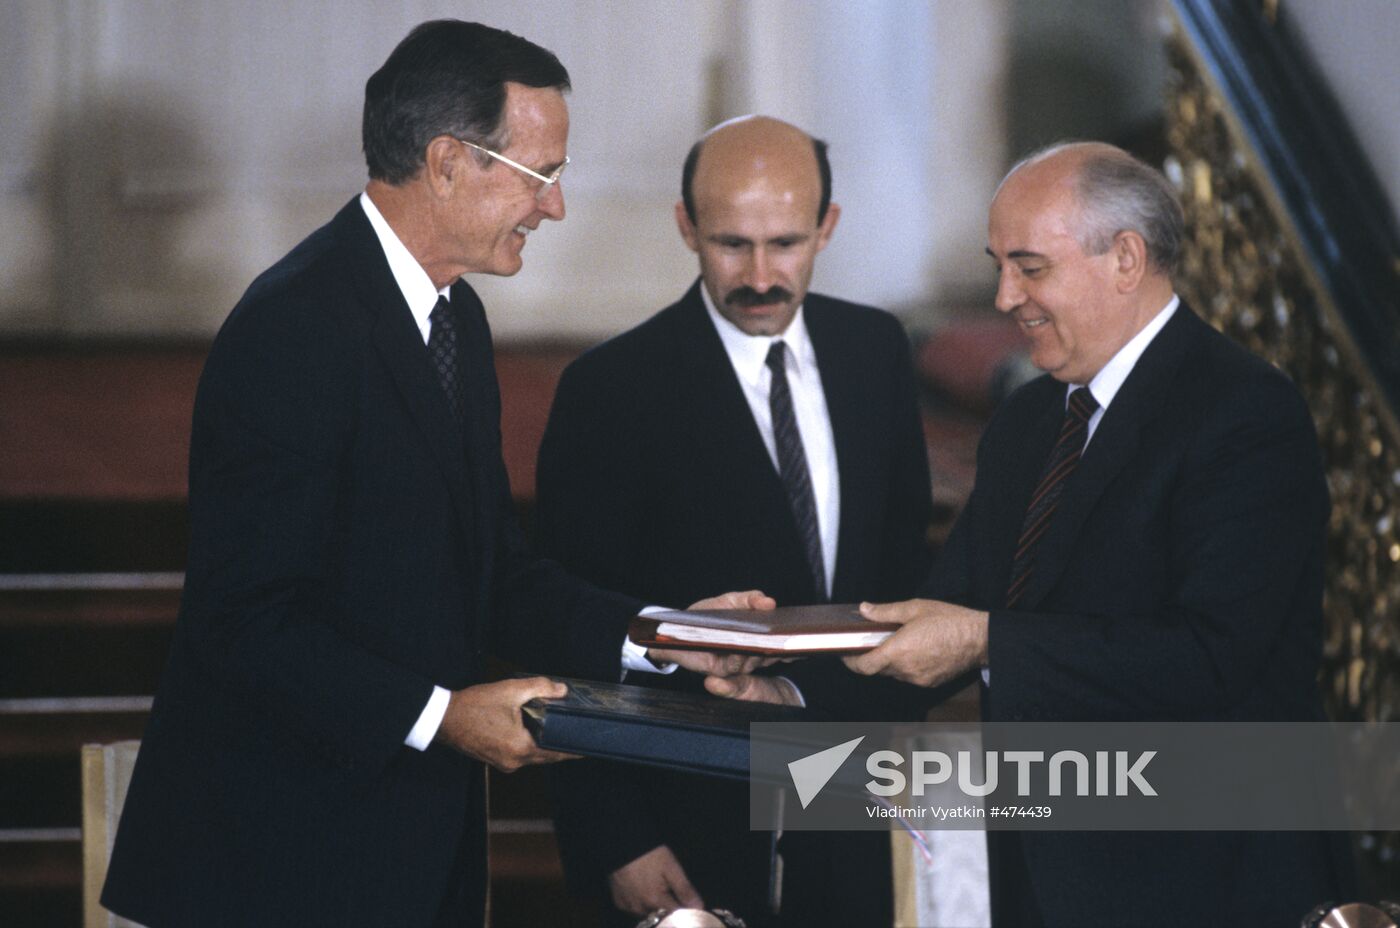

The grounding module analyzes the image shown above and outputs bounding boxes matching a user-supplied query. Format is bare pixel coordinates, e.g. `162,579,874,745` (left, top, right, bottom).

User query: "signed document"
628,603,897,655
523,676,808,779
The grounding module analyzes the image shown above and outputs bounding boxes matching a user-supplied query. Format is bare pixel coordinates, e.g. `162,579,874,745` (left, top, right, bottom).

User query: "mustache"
725,286,794,308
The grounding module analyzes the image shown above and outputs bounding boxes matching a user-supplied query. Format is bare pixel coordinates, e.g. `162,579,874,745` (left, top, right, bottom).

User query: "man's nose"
745,247,774,292
994,268,1023,314
538,181,565,221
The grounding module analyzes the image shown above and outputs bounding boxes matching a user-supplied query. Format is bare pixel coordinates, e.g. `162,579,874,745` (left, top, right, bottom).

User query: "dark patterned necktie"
766,341,827,600
427,296,464,424
1005,386,1099,607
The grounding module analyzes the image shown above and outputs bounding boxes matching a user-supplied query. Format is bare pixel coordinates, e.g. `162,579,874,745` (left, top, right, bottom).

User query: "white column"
715,1,1010,323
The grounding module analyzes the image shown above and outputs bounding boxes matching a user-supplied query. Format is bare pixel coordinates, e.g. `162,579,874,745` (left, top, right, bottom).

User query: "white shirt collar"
699,283,817,387
359,191,451,343
1077,294,1180,411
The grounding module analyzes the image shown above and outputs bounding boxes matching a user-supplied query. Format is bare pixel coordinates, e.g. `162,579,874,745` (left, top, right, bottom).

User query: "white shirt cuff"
621,605,679,677
776,676,806,707
404,684,451,751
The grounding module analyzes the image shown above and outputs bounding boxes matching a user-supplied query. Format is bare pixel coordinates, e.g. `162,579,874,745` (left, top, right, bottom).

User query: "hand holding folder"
640,588,782,675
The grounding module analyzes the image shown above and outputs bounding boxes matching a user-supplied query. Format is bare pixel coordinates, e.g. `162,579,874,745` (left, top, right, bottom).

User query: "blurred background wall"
0,0,1178,342
3,1,1395,343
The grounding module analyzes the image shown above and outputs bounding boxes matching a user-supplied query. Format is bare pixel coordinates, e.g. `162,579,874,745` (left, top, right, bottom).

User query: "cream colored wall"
23,2,1359,344
0,1,1014,341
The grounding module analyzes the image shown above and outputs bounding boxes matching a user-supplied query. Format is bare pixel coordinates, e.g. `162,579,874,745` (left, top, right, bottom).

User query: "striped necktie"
766,340,827,601
1005,386,1099,607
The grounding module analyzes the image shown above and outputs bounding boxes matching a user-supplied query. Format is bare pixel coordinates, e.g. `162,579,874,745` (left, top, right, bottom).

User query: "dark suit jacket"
101,198,639,928
904,305,1344,926
535,282,934,925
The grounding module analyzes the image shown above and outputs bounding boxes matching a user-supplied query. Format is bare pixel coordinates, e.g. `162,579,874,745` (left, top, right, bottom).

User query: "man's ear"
814,202,842,252
424,136,463,199
674,201,700,253
1112,229,1149,293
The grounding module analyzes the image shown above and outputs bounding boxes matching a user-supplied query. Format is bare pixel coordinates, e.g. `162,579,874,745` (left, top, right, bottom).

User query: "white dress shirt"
359,193,669,752
1078,294,1179,443
700,287,841,597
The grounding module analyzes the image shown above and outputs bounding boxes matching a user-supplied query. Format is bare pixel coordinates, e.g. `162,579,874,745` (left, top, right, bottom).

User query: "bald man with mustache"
535,116,935,926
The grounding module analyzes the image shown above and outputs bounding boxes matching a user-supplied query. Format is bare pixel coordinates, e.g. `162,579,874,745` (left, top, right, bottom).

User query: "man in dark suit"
537,116,934,927
715,142,1348,925
101,21,756,928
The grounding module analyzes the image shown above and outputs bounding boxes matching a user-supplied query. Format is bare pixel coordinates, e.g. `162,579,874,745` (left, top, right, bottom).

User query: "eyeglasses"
458,140,568,201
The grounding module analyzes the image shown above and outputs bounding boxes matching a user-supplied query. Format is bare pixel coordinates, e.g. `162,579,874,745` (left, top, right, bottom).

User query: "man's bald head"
987,140,1181,384
673,115,842,336
998,141,1184,276
681,115,833,226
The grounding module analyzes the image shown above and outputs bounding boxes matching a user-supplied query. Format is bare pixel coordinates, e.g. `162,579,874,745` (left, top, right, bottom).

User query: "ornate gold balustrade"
1165,3,1400,888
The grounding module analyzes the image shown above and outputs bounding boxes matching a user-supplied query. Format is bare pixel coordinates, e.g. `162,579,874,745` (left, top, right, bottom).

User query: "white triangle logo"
788,736,865,809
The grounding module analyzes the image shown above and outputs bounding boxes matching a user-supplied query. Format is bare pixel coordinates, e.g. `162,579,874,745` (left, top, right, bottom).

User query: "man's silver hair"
1003,142,1185,275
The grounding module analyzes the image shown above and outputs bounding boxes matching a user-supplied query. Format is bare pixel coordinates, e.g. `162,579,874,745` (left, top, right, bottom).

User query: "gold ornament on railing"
1164,25,1400,883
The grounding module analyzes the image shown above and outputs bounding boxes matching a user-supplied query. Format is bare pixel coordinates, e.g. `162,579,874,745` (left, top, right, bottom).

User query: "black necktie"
427,296,464,424
766,341,827,600
1005,386,1099,607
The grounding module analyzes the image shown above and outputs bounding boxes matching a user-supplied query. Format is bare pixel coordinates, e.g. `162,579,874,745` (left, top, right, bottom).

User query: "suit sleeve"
459,309,639,681
986,374,1329,721
533,359,649,596
487,492,640,680
876,317,937,600
533,357,676,879
179,294,433,776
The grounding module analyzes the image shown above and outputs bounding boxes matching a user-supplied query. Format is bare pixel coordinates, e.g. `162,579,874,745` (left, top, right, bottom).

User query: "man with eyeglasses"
536,115,937,927
101,20,756,928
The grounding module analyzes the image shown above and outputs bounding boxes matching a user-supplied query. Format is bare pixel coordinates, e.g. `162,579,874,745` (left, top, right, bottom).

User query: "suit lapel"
336,201,477,549
675,283,788,488
1017,305,1198,607
806,300,862,601
451,280,498,594
1018,398,1143,608
992,385,1065,600
673,283,817,594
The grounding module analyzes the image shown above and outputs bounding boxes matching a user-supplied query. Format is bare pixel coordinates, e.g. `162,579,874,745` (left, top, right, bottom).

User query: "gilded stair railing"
1166,0,1400,891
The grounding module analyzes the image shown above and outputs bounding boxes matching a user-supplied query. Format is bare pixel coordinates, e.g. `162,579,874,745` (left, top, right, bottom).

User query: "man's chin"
1027,344,1069,377
1040,358,1082,383
485,254,525,278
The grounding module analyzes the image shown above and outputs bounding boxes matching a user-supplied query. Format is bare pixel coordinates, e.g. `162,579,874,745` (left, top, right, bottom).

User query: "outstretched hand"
646,589,778,677
841,599,989,688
